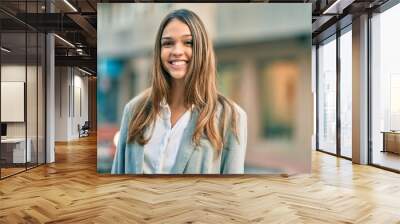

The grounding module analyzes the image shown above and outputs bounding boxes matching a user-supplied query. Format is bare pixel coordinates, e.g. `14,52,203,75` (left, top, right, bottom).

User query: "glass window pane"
318,37,337,154
340,29,352,158
371,4,400,171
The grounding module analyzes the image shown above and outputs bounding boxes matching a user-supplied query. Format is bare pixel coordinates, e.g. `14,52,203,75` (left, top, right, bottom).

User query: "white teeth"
171,61,186,65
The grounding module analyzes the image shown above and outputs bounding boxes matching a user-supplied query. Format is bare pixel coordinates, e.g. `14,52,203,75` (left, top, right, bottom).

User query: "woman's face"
161,19,193,80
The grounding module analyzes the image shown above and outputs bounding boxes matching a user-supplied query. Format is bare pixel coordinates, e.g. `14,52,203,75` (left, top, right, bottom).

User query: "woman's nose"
171,43,184,55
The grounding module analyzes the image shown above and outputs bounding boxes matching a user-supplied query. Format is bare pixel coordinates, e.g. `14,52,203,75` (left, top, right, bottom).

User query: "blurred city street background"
97,3,312,174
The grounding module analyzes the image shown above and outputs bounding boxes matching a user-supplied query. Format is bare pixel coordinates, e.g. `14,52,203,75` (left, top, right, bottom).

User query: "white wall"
55,67,89,141
1,63,46,164
1,66,26,130
55,67,69,141
72,73,89,138
1,65,40,137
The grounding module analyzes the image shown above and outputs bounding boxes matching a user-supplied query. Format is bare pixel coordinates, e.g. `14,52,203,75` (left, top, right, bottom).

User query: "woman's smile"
168,59,188,70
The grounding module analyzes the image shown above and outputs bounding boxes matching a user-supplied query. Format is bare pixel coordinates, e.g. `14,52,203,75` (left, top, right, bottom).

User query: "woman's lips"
169,60,187,70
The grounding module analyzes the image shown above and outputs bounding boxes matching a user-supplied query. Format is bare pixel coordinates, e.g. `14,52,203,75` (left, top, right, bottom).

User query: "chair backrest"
82,121,90,129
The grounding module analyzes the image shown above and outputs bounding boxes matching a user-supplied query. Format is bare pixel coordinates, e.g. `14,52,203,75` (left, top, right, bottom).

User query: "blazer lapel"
170,108,199,174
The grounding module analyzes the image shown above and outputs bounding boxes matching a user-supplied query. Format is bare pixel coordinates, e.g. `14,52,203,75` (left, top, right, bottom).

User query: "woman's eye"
185,40,193,46
162,41,173,47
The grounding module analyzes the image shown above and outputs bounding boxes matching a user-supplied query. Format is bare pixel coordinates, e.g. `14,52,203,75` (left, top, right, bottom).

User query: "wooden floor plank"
0,134,400,223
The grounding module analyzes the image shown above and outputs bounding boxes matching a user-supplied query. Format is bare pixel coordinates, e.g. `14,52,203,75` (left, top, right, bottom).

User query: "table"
1,138,32,163
381,131,400,154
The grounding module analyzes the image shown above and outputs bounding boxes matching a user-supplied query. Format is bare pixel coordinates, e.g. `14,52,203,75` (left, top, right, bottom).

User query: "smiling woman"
111,9,247,175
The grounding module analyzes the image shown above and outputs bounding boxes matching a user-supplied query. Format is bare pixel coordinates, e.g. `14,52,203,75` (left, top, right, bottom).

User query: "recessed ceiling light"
1,47,11,53
78,67,92,76
63,0,78,12
322,0,353,15
54,34,75,48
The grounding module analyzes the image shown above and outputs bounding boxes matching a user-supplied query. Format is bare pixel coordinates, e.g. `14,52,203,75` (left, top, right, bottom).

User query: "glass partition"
1,30,28,177
371,3,400,171
317,35,337,155
0,1,46,179
38,32,45,165
27,30,38,169
339,28,352,158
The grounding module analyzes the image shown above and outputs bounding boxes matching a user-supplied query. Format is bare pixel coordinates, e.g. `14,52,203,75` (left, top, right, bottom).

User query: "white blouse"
143,100,192,174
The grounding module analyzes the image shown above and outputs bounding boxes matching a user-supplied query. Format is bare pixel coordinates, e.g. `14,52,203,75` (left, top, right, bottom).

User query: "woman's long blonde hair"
127,9,238,151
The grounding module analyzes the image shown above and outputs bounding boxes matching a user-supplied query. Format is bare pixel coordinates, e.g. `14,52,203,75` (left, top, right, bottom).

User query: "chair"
79,121,90,138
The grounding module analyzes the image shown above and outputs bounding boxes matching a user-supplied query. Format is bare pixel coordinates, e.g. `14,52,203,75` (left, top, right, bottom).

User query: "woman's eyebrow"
161,37,173,40
161,34,192,39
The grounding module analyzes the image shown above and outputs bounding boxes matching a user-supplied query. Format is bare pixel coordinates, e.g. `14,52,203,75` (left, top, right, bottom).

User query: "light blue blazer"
111,95,247,174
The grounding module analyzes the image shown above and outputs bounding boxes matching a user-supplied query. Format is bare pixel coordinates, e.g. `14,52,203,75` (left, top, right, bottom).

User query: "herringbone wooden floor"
1,134,400,223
